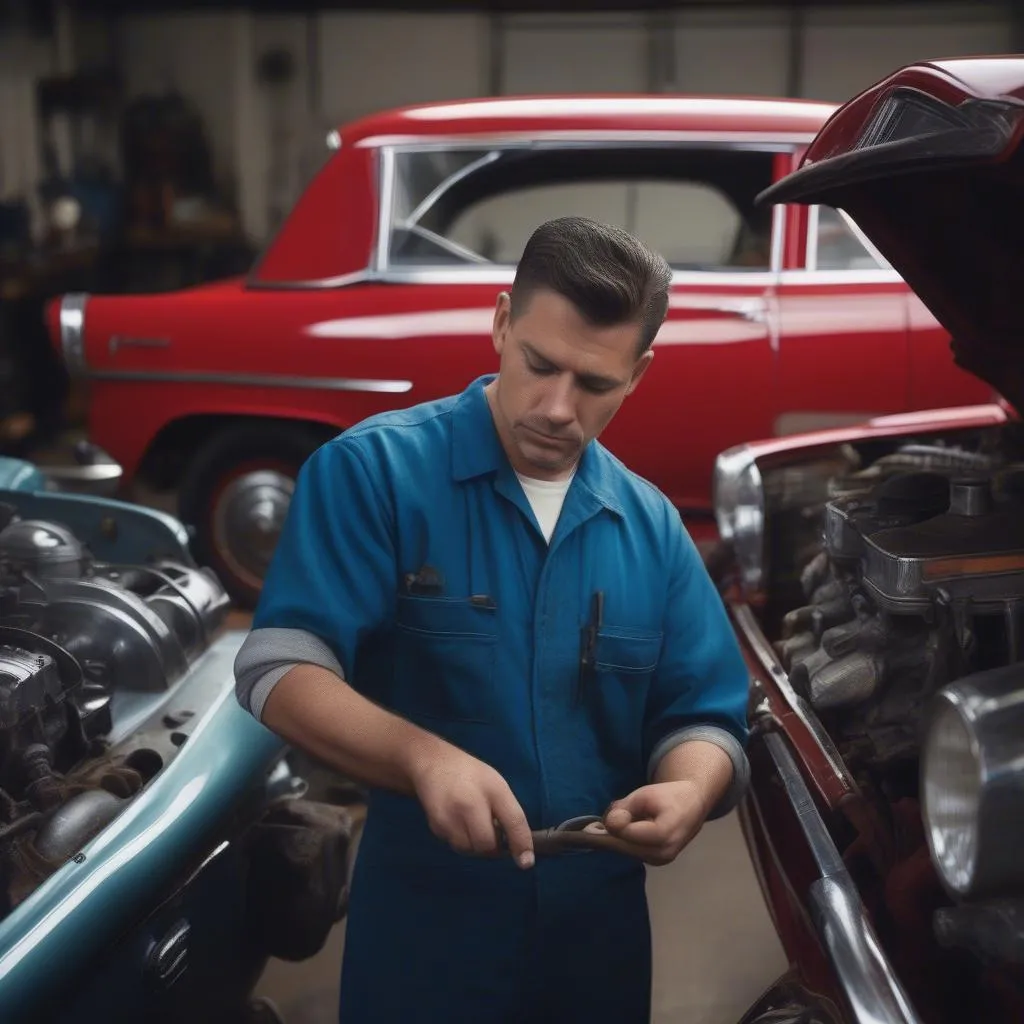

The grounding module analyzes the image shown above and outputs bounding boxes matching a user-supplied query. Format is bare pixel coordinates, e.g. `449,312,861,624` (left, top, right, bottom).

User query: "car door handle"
705,301,768,324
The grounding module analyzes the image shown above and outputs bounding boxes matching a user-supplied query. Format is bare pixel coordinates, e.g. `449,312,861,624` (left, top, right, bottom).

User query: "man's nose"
540,376,576,426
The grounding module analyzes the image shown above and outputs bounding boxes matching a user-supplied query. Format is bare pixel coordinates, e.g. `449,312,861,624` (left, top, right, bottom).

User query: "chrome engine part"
0,506,231,917
0,513,229,693
777,446,1024,768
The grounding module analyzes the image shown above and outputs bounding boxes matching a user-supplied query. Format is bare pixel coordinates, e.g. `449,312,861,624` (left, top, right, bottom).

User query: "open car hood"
760,56,1024,417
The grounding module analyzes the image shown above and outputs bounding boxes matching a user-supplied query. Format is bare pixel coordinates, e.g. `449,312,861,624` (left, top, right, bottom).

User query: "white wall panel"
500,13,649,94
801,3,1011,101
673,8,791,97
317,13,488,125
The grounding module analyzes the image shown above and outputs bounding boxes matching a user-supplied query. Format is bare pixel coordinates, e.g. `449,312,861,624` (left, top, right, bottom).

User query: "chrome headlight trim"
921,691,982,897
921,664,1024,900
712,445,766,588
59,294,89,376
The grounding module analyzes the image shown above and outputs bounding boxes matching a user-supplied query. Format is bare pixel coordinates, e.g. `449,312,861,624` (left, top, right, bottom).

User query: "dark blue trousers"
338,844,652,1023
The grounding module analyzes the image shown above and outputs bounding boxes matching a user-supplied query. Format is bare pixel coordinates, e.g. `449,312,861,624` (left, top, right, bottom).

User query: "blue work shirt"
242,374,750,864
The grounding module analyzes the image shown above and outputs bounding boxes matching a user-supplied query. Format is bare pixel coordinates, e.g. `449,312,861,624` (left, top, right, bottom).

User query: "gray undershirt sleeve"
647,725,751,820
234,627,343,722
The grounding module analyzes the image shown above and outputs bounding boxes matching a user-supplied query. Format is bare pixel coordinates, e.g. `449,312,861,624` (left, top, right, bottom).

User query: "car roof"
338,94,839,146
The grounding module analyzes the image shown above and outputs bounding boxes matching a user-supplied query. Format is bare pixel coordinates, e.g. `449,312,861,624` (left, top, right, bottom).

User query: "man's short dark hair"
509,216,672,355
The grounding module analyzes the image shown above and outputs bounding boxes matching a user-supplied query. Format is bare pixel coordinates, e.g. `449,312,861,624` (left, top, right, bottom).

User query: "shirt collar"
450,375,625,519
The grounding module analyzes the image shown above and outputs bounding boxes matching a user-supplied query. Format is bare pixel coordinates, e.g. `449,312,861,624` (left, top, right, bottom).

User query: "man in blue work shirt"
235,216,750,1023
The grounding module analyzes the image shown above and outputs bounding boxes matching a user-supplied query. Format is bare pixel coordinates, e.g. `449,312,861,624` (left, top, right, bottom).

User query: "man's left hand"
600,781,707,866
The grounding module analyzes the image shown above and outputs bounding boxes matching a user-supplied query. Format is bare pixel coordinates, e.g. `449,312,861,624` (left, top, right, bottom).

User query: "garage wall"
500,13,652,93
65,2,1017,246
0,27,51,218
800,3,1012,100
672,9,793,96
118,12,252,198
318,12,490,123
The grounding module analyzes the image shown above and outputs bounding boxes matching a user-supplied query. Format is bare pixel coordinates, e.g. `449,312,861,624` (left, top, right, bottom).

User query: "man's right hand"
410,748,535,869
259,664,535,867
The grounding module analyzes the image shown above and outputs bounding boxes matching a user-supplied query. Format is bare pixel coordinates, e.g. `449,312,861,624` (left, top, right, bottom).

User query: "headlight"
921,664,1024,900
713,445,765,589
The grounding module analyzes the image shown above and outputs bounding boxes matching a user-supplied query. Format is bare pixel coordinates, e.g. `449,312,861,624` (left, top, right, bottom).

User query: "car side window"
385,145,778,272
812,206,890,271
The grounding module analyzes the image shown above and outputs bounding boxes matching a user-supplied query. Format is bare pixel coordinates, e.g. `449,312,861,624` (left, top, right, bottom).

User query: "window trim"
375,135,802,283
797,204,899,281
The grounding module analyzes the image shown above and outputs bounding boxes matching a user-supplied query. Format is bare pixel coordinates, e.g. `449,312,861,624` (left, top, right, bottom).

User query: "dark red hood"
760,56,1024,416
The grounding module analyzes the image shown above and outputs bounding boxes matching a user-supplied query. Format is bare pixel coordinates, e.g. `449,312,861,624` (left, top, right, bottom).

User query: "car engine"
774,443,1024,776
0,499,230,917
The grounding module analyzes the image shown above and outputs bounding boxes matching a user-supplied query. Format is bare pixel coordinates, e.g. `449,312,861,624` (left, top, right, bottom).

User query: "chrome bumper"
757,726,923,1024
732,601,924,1024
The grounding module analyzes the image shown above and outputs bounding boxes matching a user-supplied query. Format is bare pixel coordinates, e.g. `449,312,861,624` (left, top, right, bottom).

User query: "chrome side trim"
86,369,413,394
241,266,782,290
763,730,924,1024
59,293,89,375
731,602,855,790
359,131,819,151
375,146,397,273
777,268,903,286
246,269,373,291
769,201,786,276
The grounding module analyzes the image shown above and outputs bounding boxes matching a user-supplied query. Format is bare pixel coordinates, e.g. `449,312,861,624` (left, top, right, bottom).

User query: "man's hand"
410,748,536,870
601,780,707,866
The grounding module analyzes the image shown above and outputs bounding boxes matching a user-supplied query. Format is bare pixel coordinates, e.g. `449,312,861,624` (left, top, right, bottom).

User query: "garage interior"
1,2,1021,1022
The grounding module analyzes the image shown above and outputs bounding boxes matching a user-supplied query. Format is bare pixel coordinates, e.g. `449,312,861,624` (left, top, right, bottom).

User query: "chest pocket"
593,627,663,679
392,595,498,724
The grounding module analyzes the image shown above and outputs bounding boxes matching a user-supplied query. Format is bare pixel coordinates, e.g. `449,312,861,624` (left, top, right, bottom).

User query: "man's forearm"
653,739,735,820
260,663,452,796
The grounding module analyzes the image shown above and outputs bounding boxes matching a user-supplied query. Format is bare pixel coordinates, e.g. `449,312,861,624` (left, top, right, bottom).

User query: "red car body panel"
51,93,992,525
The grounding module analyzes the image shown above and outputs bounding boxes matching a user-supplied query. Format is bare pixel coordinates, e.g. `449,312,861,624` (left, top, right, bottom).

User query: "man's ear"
492,292,511,356
625,349,654,396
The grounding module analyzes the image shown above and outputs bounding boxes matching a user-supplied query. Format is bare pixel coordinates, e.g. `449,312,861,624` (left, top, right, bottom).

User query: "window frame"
805,204,894,275
373,134,808,287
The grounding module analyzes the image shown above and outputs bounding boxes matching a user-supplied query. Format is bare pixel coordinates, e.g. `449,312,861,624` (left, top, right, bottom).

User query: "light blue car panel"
0,487,193,566
0,631,285,1019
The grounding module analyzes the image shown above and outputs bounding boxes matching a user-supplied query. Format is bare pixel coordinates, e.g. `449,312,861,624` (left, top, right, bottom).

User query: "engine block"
0,504,230,916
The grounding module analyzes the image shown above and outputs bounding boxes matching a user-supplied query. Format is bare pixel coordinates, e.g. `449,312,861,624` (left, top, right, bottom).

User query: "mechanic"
234,215,751,1023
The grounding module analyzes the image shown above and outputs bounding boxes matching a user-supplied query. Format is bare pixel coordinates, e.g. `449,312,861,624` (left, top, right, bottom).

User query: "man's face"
485,288,654,480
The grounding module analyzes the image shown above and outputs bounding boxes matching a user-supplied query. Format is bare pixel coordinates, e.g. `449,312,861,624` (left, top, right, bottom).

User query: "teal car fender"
0,633,284,1019
0,457,47,493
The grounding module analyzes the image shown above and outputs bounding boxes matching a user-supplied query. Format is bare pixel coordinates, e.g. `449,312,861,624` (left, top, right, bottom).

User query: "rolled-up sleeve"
643,508,751,819
234,437,396,720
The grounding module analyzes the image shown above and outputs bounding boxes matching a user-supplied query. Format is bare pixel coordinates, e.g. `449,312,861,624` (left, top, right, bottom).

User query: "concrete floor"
254,811,788,1023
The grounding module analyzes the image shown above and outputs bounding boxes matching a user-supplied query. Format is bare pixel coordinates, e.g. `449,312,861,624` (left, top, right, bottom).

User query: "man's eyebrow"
521,342,554,366
522,342,622,390
578,371,622,390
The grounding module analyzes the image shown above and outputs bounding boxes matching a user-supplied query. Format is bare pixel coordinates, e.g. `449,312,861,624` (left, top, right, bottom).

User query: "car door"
772,201,910,436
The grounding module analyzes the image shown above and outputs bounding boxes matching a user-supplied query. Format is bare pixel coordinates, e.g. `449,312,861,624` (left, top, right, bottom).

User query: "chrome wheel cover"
211,469,294,590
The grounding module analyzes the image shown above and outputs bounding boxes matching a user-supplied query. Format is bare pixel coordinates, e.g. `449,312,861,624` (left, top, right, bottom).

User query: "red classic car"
48,93,992,605
711,57,1024,1024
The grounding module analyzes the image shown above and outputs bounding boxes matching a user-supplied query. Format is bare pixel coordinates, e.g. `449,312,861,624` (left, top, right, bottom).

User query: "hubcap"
211,469,295,590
